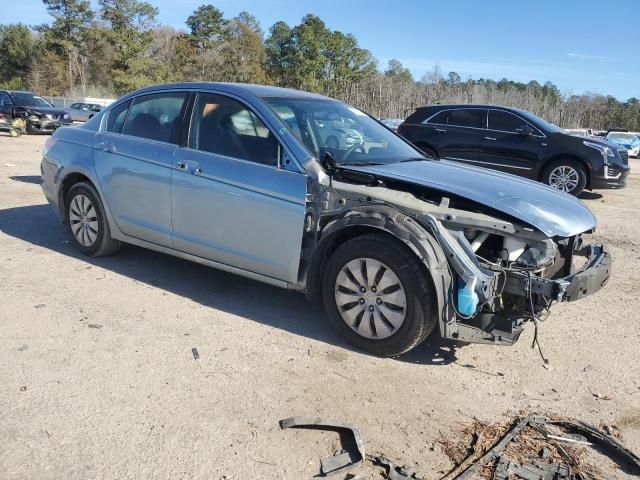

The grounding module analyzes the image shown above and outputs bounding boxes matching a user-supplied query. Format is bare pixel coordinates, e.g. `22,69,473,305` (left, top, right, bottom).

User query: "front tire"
542,159,587,196
322,234,437,357
66,182,121,256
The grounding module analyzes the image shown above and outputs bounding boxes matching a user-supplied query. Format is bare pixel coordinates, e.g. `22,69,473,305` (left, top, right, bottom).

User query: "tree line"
1,0,638,130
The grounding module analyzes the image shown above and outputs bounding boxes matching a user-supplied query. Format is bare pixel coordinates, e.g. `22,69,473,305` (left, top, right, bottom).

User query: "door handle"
96,141,116,153
435,128,447,133
175,162,186,169
484,136,497,141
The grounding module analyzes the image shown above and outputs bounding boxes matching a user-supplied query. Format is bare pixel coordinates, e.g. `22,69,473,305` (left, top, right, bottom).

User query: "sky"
10,0,640,100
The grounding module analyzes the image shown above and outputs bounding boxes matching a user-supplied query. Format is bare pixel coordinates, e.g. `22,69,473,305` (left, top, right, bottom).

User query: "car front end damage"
307,166,611,346
27,111,73,133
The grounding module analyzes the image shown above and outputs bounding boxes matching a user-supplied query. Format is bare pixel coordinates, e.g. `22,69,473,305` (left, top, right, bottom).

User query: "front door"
171,92,307,284
480,109,544,177
427,108,488,164
93,92,188,247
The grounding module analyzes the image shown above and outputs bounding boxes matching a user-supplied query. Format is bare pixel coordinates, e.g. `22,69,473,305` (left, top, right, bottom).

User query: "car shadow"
578,191,603,201
10,175,42,185
0,203,459,365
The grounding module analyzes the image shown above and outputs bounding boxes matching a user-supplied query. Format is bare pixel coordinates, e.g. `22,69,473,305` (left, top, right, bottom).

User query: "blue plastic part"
457,277,479,317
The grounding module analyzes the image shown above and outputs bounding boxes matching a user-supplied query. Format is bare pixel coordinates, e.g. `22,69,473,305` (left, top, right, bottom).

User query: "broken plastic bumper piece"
279,416,365,476
561,243,610,302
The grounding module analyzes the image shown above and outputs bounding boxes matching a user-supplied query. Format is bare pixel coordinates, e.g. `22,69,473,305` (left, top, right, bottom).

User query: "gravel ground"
0,134,638,479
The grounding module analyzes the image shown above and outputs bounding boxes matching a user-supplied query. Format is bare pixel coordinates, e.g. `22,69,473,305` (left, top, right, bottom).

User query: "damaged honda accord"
40,83,611,356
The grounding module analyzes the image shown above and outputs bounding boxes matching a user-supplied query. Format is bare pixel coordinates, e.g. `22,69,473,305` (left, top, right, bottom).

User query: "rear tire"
542,159,587,196
66,182,121,257
322,234,437,357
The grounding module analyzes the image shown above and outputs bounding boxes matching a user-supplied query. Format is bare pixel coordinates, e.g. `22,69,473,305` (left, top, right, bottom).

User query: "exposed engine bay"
304,165,611,346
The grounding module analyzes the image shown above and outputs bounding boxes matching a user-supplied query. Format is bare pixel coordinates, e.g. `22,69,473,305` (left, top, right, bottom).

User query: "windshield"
10,93,54,108
606,132,634,141
264,97,424,166
34,96,53,107
515,109,564,134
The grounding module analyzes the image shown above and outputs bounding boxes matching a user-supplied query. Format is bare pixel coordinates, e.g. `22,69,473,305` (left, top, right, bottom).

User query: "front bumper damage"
504,243,610,303
324,174,611,346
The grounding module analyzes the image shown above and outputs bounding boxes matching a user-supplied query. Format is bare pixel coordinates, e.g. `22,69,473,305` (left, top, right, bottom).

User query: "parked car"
312,113,364,150
62,102,103,122
41,83,611,356
0,90,72,134
380,118,404,132
564,128,594,137
605,131,640,158
397,104,630,195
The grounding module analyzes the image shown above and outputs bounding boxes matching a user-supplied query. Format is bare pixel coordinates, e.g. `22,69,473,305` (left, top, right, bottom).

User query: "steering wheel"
342,143,365,161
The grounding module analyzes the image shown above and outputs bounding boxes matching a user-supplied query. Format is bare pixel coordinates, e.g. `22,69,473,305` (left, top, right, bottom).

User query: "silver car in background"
62,103,103,122
40,82,611,356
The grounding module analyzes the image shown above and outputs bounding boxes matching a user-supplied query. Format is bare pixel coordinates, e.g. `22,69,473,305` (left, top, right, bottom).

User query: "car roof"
119,82,332,102
416,104,519,111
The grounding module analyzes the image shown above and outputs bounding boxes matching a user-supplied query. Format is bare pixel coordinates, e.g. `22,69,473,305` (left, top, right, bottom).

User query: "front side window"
489,110,530,133
190,93,279,167
106,100,131,133
123,92,187,144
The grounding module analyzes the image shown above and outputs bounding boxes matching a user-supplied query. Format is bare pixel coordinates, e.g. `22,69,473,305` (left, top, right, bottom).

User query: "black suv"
0,90,72,134
397,105,630,195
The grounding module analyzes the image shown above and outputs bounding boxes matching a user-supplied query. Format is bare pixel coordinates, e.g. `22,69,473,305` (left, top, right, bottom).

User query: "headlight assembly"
583,140,616,163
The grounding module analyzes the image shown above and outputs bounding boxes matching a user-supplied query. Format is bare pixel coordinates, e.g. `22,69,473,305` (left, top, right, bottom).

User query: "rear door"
426,108,487,163
93,91,188,247
481,109,544,177
171,91,307,283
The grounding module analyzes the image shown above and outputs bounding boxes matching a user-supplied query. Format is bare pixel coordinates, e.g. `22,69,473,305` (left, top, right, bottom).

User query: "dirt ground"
0,133,638,480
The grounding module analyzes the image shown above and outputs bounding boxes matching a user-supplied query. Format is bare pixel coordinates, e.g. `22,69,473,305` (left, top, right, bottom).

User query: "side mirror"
516,125,534,137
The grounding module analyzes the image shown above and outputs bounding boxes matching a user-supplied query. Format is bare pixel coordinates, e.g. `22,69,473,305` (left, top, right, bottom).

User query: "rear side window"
446,109,487,128
189,92,279,167
106,100,131,133
122,92,187,143
489,110,529,133
425,110,450,125
405,109,430,124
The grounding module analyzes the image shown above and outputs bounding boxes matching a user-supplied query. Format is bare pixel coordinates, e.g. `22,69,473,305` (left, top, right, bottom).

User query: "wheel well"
58,172,93,220
306,225,418,301
539,155,591,188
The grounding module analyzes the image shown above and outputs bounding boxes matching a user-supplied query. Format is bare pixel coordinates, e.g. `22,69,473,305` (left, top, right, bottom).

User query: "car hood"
344,160,596,237
21,106,68,115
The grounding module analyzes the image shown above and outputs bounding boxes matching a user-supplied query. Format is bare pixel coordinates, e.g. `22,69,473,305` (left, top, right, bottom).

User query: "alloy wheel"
334,258,407,340
548,165,579,193
69,194,99,247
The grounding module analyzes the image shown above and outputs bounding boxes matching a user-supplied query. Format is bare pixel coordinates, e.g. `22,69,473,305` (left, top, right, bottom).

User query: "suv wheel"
542,159,587,196
66,182,121,256
322,234,437,357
